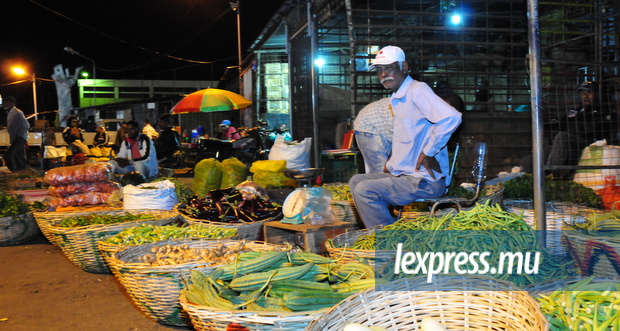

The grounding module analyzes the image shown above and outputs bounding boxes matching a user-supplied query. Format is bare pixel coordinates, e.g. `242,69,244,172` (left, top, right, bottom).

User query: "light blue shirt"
386,76,462,186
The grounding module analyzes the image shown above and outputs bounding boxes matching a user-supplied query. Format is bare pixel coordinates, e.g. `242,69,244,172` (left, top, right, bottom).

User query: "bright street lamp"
64,46,97,107
11,67,38,120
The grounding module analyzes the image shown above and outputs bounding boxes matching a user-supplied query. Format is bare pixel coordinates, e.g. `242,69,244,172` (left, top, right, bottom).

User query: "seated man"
349,46,462,228
521,81,612,177
154,114,181,168
108,120,158,180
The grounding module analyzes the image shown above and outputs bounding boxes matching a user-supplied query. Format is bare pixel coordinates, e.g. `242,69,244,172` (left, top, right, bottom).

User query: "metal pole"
308,0,320,168
31,73,38,120
526,0,547,250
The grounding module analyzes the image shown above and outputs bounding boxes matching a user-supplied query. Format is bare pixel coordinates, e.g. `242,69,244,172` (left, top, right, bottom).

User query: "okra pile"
103,224,237,246
183,252,380,311
536,276,620,330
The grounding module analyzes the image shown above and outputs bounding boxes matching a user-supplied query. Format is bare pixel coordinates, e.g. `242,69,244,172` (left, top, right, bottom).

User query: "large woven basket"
324,228,396,267
563,230,620,276
179,293,327,331
305,275,548,331
96,225,238,273
504,206,573,256
109,239,290,327
0,212,39,246
175,204,282,241
46,209,178,274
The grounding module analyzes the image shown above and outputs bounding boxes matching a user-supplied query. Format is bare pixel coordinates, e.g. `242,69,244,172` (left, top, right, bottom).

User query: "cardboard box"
264,220,356,254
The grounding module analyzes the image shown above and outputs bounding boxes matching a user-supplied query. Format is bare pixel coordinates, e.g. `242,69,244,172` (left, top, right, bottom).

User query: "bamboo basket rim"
47,209,178,233
305,275,548,331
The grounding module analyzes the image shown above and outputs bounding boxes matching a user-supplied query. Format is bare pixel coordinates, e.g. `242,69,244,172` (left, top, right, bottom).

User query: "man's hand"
415,153,440,180
115,158,130,168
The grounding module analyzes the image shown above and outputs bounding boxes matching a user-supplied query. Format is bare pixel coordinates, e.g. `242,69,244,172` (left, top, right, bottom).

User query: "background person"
349,46,462,228
142,119,159,140
62,116,90,155
219,120,240,140
114,121,128,153
42,120,56,147
353,98,393,174
92,125,108,146
155,114,181,168
520,81,612,177
3,96,30,171
109,120,158,180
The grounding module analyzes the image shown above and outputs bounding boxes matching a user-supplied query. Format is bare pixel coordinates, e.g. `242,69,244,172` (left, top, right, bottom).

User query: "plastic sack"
220,157,247,189
268,135,312,169
596,176,620,210
249,160,287,173
44,162,113,185
574,140,620,190
122,180,178,210
48,181,120,197
193,158,223,197
301,187,334,225
48,192,112,211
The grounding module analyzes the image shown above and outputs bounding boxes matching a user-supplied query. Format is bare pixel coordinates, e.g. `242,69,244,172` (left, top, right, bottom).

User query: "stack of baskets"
108,239,290,327
305,275,548,330
0,212,39,246
175,204,282,241
41,209,179,273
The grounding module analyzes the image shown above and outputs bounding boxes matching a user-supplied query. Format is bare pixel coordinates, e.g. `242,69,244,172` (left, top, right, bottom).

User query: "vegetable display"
323,183,352,201
338,201,574,287
138,241,252,266
56,213,156,227
178,188,281,223
569,204,620,237
183,252,380,312
103,224,237,246
43,162,112,185
536,277,620,330
0,191,31,217
503,174,603,208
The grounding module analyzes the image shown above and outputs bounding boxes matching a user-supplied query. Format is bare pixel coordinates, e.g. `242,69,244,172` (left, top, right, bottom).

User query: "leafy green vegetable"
56,213,156,227
0,191,30,217
103,224,237,245
503,174,602,208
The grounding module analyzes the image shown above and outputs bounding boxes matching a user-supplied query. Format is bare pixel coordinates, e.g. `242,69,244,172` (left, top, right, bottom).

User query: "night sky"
1,0,284,113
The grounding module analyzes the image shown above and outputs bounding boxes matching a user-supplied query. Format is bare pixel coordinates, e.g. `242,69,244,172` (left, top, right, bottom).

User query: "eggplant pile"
180,188,281,223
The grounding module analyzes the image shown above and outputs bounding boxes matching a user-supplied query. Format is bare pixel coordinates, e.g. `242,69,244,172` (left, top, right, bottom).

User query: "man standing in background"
3,96,30,171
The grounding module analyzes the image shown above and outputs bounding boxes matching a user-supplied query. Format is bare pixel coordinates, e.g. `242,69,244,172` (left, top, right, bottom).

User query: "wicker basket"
563,230,620,276
324,228,395,267
180,293,327,331
305,275,548,331
505,206,573,256
109,239,290,327
46,209,178,274
175,204,282,241
96,225,238,273
0,212,39,246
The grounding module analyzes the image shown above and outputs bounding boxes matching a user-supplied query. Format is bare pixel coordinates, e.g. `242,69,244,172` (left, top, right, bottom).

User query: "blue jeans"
349,172,445,228
354,131,391,174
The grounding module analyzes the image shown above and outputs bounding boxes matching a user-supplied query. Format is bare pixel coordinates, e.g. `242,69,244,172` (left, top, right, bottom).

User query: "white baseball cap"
368,46,405,71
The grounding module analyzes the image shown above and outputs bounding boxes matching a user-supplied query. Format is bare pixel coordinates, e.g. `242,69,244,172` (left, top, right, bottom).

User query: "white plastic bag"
574,140,620,190
44,146,67,158
268,135,312,169
122,179,178,210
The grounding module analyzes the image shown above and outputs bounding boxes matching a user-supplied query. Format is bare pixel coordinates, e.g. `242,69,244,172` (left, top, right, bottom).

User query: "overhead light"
450,13,462,25
314,58,325,67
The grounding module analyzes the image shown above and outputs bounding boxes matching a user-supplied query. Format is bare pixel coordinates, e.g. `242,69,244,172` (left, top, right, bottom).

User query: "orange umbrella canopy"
171,88,252,113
